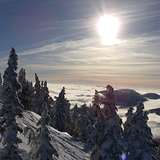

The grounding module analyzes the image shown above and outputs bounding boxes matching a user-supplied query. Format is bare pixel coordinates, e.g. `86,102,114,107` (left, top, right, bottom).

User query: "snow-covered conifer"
0,48,23,160
51,87,71,132
31,73,41,114
40,81,53,114
18,68,33,110
90,90,102,119
0,73,2,99
18,68,26,87
0,73,2,85
70,103,94,143
27,102,58,160
126,102,157,160
123,107,134,142
32,75,53,115
80,104,93,121
91,85,127,160
70,104,79,136
71,103,79,121
72,114,92,143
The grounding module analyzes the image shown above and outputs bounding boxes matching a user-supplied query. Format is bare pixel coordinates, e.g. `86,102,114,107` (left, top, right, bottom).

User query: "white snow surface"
0,110,90,160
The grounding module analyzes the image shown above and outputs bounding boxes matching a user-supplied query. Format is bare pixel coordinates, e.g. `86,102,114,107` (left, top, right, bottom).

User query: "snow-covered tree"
32,74,53,115
70,103,79,122
91,85,127,160
0,73,2,99
27,102,58,160
31,73,42,114
39,81,54,114
18,68,33,110
123,107,134,142
18,68,26,87
0,48,23,160
0,73,2,86
69,104,79,136
72,114,92,143
126,102,157,160
70,103,94,142
51,87,71,132
90,90,102,119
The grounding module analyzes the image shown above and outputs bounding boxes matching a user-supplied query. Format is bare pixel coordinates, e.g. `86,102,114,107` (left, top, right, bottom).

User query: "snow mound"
1,110,90,160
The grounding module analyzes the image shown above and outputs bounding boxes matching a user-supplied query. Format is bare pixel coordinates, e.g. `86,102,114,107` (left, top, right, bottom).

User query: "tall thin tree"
0,48,23,160
51,87,71,132
91,85,127,160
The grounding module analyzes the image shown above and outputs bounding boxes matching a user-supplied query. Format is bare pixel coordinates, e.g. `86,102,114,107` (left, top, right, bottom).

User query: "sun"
97,15,120,45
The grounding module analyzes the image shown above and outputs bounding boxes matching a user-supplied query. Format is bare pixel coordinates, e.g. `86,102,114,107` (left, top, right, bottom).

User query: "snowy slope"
0,110,90,160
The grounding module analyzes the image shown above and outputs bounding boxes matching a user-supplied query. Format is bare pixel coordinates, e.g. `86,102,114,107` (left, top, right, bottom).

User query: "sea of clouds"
48,83,160,138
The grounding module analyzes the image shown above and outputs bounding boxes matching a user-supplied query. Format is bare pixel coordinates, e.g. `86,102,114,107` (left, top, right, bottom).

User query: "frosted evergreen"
123,107,134,143
90,90,102,119
70,103,94,143
51,87,71,132
90,85,127,160
72,114,92,142
40,81,54,114
27,102,58,160
18,68,33,110
0,48,23,160
18,68,26,87
0,73,2,100
71,103,79,121
32,74,53,115
125,102,157,160
31,73,41,114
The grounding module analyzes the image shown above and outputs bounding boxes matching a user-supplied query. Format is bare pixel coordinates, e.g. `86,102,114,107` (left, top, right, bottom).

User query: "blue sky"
0,0,160,89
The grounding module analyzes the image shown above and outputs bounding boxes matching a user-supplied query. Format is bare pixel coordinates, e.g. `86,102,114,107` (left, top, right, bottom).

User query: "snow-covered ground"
0,111,90,160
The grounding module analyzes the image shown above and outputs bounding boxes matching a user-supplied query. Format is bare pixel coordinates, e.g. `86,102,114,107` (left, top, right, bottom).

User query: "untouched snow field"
0,111,90,160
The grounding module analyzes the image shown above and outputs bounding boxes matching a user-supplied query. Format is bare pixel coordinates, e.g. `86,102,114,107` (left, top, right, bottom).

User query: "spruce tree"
72,114,92,143
18,68,33,110
123,107,134,142
90,90,103,119
27,102,58,160
90,85,127,160
0,73,2,86
51,87,71,132
126,102,157,160
69,104,79,136
71,103,79,122
32,75,53,115
40,81,54,114
32,73,41,114
0,48,23,160
0,73,2,100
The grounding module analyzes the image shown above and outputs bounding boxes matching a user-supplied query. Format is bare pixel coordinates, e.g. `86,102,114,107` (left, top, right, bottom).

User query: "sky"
0,0,160,90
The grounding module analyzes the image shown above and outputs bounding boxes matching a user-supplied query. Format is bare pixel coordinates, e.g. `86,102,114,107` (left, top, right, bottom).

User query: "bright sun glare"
97,15,120,45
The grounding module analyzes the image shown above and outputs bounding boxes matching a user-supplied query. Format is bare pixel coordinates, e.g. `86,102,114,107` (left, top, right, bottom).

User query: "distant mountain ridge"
99,89,160,108
115,89,147,107
142,93,160,99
